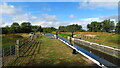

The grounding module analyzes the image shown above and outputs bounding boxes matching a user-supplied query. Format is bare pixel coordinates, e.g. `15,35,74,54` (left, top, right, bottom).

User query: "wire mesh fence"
2,44,16,66
1,33,39,66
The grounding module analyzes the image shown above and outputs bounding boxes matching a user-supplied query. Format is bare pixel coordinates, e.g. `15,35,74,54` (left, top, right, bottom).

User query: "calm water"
74,42,120,67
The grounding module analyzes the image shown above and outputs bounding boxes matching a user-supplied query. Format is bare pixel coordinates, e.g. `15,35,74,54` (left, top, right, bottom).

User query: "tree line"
87,19,120,34
2,22,56,34
1,19,120,34
58,24,84,32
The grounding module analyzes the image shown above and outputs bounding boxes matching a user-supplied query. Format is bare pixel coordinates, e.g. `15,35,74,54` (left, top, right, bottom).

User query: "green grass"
2,33,29,48
52,33,71,38
56,32,120,48
81,34,120,48
11,36,96,66
83,38,120,48
96,34,120,44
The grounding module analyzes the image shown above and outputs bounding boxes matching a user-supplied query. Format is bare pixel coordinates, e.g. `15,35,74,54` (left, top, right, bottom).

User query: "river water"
74,42,120,67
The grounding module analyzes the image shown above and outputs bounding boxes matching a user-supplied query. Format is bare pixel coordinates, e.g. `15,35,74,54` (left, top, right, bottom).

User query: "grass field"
52,32,71,38
82,34,120,48
53,32,120,48
2,33,30,48
10,36,97,66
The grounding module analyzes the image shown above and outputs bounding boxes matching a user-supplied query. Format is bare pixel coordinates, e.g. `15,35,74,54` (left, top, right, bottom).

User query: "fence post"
10,46,12,55
16,40,19,57
2,49,4,66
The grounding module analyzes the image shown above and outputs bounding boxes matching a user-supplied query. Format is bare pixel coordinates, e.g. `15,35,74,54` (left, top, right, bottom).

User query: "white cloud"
69,14,75,18
32,14,60,28
0,3,21,15
1,2,118,30
0,2,57,27
1,22,12,27
78,15,118,30
0,18,12,27
0,18,4,27
32,20,60,28
99,15,118,22
12,13,29,22
11,13,37,23
80,18,100,30
1,2,38,25
41,14,57,21
79,2,118,9
68,21,81,25
80,18,101,22
0,20,12,27
99,15,118,26
31,16,37,19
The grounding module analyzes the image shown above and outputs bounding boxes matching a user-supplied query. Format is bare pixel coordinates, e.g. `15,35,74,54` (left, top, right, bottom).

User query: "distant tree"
2,27,8,34
20,22,32,33
58,24,82,33
87,20,115,32
87,21,102,32
66,24,82,37
32,26,39,32
5,26,10,33
101,19,115,32
32,26,43,32
37,26,43,32
77,29,87,32
58,26,67,32
66,24,82,32
50,27,57,31
9,22,20,33
43,27,56,33
87,24,91,31
115,21,120,34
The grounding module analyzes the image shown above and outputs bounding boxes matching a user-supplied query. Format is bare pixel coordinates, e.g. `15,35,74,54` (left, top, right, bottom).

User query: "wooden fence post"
10,46,12,55
16,40,19,57
2,49,4,66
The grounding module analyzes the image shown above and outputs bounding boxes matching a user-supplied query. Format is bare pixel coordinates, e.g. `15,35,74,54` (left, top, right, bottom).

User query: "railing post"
16,40,19,57
72,49,77,54
56,32,58,39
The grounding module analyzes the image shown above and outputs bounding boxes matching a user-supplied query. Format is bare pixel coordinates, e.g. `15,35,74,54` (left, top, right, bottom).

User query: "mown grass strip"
24,41,37,56
10,36,96,66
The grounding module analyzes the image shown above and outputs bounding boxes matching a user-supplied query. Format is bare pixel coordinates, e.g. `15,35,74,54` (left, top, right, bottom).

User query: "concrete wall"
74,38,120,59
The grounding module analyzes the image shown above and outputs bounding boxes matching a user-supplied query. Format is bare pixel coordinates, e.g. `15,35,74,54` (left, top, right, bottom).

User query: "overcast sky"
0,0,119,30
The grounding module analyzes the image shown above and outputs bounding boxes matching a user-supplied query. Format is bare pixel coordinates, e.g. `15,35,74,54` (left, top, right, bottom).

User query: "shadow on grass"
22,58,100,68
